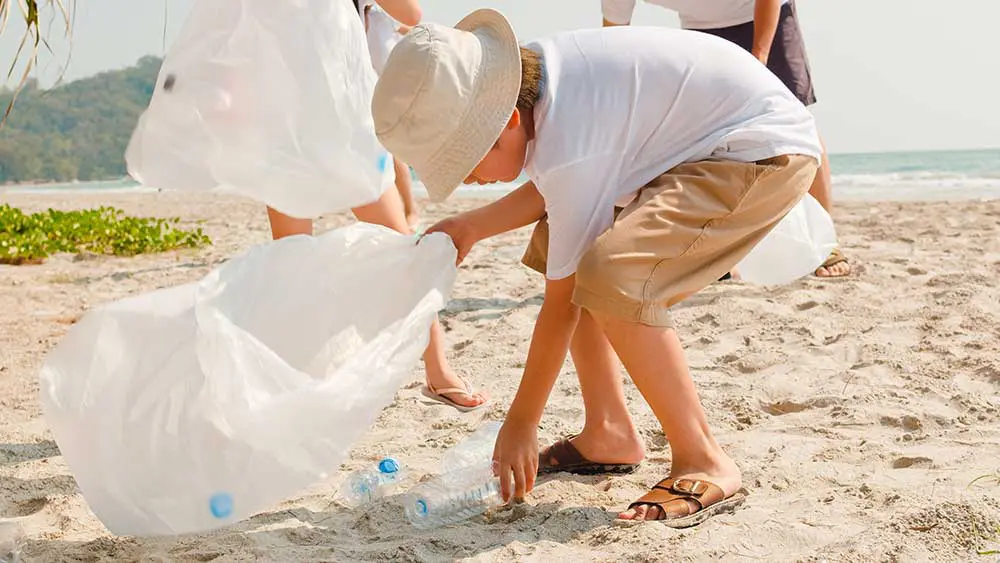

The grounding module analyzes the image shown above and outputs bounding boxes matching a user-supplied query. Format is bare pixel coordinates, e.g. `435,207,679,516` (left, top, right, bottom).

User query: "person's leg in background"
392,156,420,230
700,1,851,278
808,136,849,276
780,1,849,277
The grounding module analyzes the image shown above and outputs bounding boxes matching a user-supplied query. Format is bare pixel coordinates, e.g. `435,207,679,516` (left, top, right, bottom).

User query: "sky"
1,0,998,155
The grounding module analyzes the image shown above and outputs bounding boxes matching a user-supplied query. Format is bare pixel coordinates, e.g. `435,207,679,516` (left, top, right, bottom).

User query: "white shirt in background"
357,1,405,75
602,0,790,30
365,6,405,75
523,27,821,280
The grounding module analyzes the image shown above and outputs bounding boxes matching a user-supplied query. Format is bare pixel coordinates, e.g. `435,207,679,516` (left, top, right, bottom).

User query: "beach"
2,190,1000,562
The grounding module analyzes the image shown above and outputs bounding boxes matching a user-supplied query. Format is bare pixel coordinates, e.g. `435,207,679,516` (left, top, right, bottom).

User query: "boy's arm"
752,0,782,64
495,275,579,501
373,0,422,26
425,181,545,264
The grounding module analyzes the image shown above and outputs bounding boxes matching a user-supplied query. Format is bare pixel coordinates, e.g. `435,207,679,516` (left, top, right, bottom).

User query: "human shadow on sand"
19,495,613,563
0,440,60,467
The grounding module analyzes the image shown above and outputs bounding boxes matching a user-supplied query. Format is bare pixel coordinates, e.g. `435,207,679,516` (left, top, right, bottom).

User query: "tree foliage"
0,55,161,183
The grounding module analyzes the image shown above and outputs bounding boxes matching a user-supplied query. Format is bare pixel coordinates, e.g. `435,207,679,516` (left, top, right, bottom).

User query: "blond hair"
517,47,544,114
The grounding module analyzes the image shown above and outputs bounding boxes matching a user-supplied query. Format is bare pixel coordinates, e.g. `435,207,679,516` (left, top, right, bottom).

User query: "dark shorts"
698,1,817,106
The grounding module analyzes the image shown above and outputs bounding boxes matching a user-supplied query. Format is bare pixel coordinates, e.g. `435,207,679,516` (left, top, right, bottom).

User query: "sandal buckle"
671,479,708,496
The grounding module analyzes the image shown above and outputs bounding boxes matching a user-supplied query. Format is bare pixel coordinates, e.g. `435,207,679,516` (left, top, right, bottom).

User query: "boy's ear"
507,108,521,130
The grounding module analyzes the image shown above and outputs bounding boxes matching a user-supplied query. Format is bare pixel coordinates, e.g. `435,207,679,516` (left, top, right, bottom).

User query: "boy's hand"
493,418,539,502
425,215,479,265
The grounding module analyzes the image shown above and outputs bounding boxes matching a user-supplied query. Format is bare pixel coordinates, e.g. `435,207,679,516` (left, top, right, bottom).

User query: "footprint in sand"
2,497,48,518
892,456,933,469
760,397,837,416
796,300,820,311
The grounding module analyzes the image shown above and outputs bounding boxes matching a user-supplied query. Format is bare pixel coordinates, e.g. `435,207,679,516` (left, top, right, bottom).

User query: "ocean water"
439,148,1000,201
828,148,1000,201
4,149,999,202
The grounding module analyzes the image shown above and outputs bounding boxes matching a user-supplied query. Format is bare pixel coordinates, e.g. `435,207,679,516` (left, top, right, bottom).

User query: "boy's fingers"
526,458,537,493
499,462,513,503
513,463,527,500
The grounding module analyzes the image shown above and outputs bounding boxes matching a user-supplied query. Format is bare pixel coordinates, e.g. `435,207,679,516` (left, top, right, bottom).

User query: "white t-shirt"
603,0,790,30
356,0,405,75
365,6,404,75
523,27,821,280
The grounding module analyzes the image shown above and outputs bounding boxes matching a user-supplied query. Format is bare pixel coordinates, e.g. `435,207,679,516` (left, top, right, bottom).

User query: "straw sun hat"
372,9,521,202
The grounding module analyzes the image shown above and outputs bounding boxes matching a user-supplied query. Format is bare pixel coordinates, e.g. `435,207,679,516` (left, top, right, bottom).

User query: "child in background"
601,0,849,277
357,0,421,230
265,0,486,412
372,10,820,524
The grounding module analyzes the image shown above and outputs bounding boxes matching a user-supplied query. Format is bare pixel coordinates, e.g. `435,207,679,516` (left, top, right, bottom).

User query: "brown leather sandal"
815,247,851,277
625,477,747,528
537,436,640,476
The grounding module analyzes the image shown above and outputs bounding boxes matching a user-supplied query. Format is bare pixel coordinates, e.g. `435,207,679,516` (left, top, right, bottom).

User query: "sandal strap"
628,478,726,519
426,376,473,397
821,248,848,268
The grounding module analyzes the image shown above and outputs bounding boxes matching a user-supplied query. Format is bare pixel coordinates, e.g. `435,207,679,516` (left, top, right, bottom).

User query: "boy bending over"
372,9,820,525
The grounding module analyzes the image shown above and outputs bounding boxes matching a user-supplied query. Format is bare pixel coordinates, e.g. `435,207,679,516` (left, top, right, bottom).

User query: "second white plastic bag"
736,194,838,286
124,0,393,218
39,225,457,536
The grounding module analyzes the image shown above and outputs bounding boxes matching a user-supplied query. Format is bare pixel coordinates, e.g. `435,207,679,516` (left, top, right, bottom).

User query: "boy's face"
464,109,528,185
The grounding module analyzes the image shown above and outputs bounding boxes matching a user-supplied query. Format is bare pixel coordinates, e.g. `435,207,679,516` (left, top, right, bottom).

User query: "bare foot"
406,211,421,231
425,369,487,410
617,452,741,521
815,260,851,277
543,424,645,467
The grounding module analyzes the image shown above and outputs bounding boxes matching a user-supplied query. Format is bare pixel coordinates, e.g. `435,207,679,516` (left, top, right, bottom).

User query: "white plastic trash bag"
39,225,457,536
124,0,393,219
736,194,838,285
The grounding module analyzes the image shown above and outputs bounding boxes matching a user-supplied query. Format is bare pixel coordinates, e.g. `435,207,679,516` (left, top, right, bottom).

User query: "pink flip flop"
419,376,487,413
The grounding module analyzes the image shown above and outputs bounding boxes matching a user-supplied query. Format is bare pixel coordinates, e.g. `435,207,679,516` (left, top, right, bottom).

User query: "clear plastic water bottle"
404,421,505,529
338,457,404,508
0,521,24,563
404,463,503,530
440,421,502,471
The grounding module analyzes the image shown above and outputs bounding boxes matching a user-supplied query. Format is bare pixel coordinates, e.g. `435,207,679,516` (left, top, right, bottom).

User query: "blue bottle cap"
378,457,400,474
209,492,234,519
415,499,428,516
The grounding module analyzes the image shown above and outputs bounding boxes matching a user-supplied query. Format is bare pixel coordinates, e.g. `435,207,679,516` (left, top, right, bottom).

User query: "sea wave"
833,171,1000,188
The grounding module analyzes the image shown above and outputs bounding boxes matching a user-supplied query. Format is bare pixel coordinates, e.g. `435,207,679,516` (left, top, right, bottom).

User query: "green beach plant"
0,204,211,264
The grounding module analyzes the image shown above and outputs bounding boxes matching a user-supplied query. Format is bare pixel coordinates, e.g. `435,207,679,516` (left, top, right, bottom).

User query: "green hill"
0,56,161,184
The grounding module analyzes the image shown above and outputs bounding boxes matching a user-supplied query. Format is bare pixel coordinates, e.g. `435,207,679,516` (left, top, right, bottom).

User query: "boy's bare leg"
546,310,643,465
591,313,741,521
393,156,420,229
353,189,486,410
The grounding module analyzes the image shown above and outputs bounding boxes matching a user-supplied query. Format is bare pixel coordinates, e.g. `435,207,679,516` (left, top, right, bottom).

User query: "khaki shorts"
522,155,818,327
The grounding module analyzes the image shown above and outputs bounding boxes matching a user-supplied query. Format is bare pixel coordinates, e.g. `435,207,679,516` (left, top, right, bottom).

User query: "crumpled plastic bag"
124,0,393,219
39,225,457,536
736,194,838,285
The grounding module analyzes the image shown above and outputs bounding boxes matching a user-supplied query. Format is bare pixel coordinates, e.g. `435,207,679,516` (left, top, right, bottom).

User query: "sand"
2,190,1000,562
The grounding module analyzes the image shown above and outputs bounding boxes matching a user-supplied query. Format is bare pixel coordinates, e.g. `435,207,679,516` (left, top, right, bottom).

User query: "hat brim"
415,9,521,202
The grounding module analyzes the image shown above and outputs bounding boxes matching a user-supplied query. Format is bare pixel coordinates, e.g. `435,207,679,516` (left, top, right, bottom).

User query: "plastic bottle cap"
209,492,234,519
378,457,400,474
415,499,428,516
